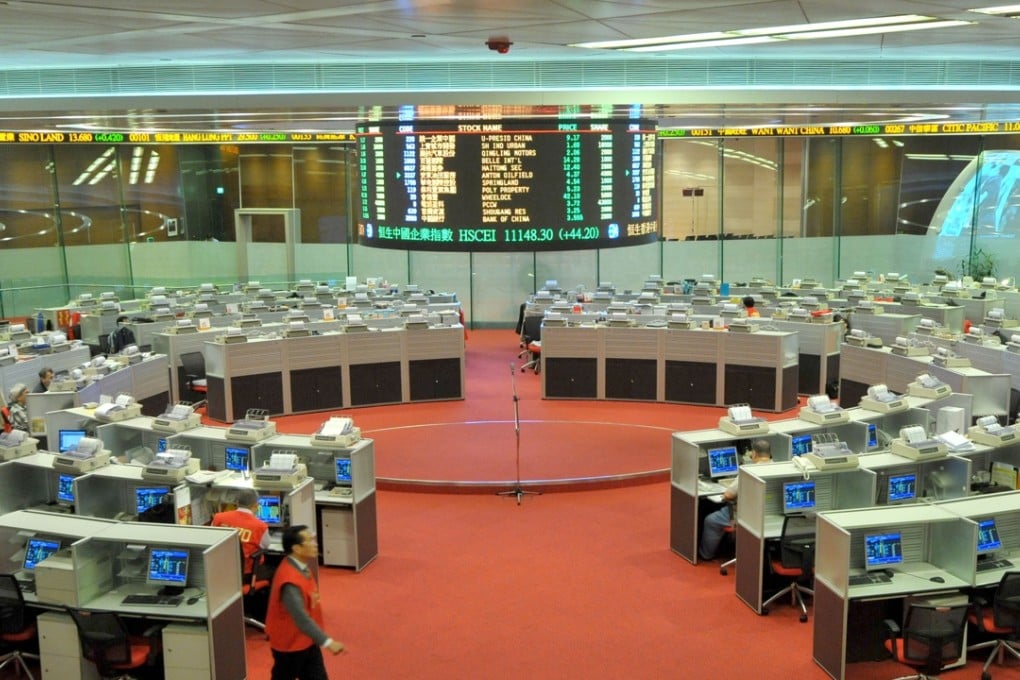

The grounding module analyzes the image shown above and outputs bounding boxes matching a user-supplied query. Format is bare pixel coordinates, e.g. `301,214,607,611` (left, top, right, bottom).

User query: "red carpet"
228,331,999,679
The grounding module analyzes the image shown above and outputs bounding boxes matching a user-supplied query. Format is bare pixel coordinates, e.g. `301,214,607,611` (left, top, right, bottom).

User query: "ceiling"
3,0,1020,131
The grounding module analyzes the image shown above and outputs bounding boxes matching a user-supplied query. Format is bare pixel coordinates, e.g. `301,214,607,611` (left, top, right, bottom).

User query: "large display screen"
356,119,658,251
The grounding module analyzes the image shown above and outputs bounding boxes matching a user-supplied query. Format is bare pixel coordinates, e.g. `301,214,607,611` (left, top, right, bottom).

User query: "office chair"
518,314,542,374
883,602,969,680
67,607,163,680
761,514,815,622
0,574,39,679
241,545,272,634
968,570,1020,680
179,351,208,404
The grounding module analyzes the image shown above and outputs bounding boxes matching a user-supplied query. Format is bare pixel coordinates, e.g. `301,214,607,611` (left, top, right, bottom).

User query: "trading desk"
813,504,974,680
255,434,378,571
937,491,1020,588
0,509,244,680
0,452,75,515
203,324,464,421
734,461,876,615
543,324,798,411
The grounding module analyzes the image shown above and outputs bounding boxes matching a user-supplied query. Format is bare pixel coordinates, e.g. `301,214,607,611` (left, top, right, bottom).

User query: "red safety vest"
211,509,267,572
266,558,325,652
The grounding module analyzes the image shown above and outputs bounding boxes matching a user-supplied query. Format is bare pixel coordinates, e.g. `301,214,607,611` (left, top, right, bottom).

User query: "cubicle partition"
545,325,799,411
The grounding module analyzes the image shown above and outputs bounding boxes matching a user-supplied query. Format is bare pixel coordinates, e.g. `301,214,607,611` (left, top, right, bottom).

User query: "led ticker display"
356,120,658,252
0,131,356,144
659,121,1020,138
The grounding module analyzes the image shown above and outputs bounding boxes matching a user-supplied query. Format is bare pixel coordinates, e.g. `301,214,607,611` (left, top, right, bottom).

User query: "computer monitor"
256,494,283,526
864,531,904,571
887,474,917,504
866,423,879,450
224,446,249,472
782,480,816,514
335,457,353,485
706,446,739,478
157,438,168,453
56,473,75,504
135,486,170,514
791,434,813,457
977,518,1003,554
22,537,61,572
58,429,86,453
146,547,189,594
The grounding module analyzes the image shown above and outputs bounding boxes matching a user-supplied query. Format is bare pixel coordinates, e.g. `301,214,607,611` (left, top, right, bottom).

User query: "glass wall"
1,133,1018,324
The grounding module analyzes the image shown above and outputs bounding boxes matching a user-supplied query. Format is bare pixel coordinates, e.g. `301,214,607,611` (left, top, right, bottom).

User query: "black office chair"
0,574,39,679
241,544,272,634
67,607,163,680
179,351,208,405
761,514,815,622
968,570,1020,680
518,315,542,374
883,602,969,679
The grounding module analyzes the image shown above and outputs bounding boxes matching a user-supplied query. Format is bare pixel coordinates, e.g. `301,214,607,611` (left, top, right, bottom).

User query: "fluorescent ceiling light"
574,32,732,50
779,20,971,40
574,13,970,52
970,4,1020,15
624,36,780,53
736,14,933,36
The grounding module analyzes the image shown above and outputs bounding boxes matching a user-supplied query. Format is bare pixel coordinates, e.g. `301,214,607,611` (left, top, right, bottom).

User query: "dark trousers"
271,644,329,680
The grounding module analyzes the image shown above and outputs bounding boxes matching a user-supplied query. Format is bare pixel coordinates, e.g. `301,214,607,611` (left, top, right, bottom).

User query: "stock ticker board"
355,120,658,252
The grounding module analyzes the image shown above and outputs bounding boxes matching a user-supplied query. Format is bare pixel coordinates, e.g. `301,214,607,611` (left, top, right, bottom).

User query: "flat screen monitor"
335,457,353,485
56,473,75,503
256,494,283,526
791,434,813,457
887,474,917,504
58,429,86,453
782,480,816,514
977,518,1003,554
146,547,189,589
706,446,739,478
866,423,879,450
157,438,167,453
224,446,249,472
864,531,904,571
135,486,170,514
22,537,60,572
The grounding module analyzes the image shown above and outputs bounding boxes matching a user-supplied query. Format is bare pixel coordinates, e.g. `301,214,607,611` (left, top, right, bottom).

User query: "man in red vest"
266,525,345,679
211,488,269,573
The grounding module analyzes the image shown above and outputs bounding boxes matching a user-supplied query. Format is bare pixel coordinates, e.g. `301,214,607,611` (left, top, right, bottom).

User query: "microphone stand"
498,362,540,505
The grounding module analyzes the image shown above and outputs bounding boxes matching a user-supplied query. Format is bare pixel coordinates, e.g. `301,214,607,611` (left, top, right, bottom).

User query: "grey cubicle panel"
858,452,971,503
27,390,79,437
96,417,164,462
0,453,63,513
0,509,117,583
937,491,1020,587
74,464,179,520
929,363,1011,422
44,407,99,448
0,345,91,399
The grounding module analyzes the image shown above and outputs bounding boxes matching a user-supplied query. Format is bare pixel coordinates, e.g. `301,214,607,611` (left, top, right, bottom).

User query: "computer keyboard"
976,558,1014,572
697,480,725,495
121,593,183,606
849,572,892,587
330,486,353,497
16,580,35,593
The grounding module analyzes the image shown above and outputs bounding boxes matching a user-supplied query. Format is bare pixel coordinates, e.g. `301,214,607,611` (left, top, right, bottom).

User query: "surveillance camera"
486,39,513,54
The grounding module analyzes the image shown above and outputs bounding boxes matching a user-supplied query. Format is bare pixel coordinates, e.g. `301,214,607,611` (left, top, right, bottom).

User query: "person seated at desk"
212,488,271,571
34,366,54,393
5,383,30,433
699,439,772,560
742,296,760,318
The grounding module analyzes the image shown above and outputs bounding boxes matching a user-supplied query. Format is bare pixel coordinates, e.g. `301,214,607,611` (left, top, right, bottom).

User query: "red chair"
761,515,815,622
968,570,1020,680
0,574,39,679
179,351,208,404
67,608,163,679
